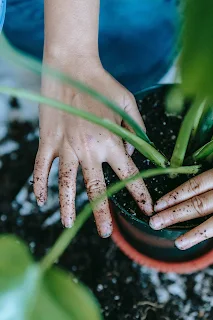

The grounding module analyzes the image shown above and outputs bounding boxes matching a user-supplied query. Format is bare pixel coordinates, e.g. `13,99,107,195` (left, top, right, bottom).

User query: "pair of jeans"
3,0,179,93
0,0,6,31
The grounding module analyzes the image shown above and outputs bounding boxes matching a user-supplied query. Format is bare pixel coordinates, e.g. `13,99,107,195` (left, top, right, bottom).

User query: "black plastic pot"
105,84,213,273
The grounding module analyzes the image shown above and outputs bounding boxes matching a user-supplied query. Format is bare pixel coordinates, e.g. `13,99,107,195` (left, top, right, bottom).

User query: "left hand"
149,170,213,250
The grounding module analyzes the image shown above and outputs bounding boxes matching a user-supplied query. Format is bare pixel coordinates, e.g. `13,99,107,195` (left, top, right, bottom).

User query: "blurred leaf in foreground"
0,236,41,320
0,236,103,320
180,0,213,100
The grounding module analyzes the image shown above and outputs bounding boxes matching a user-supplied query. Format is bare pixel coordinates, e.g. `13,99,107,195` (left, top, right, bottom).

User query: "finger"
150,190,213,230
82,161,113,238
33,145,56,206
175,216,213,250
108,148,153,215
123,95,146,156
59,150,78,228
124,94,146,131
122,122,135,156
155,169,213,212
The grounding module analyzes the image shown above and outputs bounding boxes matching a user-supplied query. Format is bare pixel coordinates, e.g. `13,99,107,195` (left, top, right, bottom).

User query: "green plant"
0,166,200,320
1,0,213,317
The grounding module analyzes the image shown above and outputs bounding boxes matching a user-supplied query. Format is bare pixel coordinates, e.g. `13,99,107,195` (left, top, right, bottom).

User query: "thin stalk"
170,96,203,167
0,35,151,144
191,99,207,138
192,140,213,162
40,165,200,271
0,86,167,167
206,135,213,162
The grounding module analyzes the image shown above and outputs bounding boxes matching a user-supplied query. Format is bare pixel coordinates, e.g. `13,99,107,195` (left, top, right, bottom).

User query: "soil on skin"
0,92,212,320
104,86,212,229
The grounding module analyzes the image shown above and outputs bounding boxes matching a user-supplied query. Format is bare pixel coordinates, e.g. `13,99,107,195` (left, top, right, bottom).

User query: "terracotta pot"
111,207,213,274
107,85,213,274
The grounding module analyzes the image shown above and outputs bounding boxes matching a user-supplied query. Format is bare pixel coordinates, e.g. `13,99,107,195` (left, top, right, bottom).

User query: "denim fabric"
3,0,179,93
0,0,6,32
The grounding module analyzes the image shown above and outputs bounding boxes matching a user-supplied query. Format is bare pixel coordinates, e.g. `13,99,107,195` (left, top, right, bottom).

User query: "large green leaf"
0,236,102,320
32,268,103,320
0,236,41,320
180,0,213,100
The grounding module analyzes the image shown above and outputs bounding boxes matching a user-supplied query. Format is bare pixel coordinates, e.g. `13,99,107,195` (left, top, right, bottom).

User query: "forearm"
44,0,100,60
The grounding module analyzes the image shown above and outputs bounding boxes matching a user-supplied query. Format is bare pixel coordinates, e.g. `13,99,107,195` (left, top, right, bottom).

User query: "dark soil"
0,92,212,320
104,86,212,229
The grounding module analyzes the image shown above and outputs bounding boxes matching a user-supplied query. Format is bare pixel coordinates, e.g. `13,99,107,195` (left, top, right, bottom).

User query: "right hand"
34,55,153,238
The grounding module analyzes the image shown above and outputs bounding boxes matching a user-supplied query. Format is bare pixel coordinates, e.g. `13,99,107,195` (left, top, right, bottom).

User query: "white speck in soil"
125,276,133,284
0,126,7,140
16,187,28,204
71,266,77,272
97,284,104,292
112,277,117,284
0,140,19,155
0,215,7,222
20,201,33,216
26,132,36,141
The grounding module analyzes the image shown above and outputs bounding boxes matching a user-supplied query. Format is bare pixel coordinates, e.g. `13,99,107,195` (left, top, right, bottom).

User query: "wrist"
43,46,102,76
44,39,99,60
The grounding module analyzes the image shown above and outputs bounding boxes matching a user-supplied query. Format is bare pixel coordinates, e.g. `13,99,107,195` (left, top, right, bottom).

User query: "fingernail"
155,200,167,212
99,223,113,238
140,201,153,216
37,199,45,207
62,217,74,228
175,237,188,250
149,215,164,230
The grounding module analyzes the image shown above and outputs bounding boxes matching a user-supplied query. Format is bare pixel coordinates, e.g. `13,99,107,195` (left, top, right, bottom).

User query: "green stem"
40,165,200,272
192,140,213,162
170,96,203,167
191,99,207,138
0,35,151,144
0,86,167,167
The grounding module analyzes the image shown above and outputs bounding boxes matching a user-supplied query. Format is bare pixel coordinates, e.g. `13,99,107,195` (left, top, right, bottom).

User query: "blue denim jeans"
3,0,179,93
0,0,6,31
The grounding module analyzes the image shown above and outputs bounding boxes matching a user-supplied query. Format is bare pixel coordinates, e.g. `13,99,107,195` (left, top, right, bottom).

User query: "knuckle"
191,196,205,216
189,177,200,194
59,173,71,188
86,179,105,197
170,211,177,224
130,167,139,176
127,92,135,104
125,166,138,179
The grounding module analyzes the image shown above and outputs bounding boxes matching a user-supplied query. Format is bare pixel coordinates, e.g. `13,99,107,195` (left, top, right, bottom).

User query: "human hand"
33,56,153,238
149,170,213,249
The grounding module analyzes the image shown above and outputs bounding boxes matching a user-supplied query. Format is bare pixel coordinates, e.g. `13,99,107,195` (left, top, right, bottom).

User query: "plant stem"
0,86,167,167
192,140,213,162
170,96,203,167
0,35,151,144
191,99,207,138
40,165,200,272
40,207,91,272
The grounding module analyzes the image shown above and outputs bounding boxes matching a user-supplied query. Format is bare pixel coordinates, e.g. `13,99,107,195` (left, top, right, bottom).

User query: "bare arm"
34,0,152,237
44,0,100,60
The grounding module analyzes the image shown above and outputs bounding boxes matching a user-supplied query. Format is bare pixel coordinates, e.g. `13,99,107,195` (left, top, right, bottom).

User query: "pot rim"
111,212,213,274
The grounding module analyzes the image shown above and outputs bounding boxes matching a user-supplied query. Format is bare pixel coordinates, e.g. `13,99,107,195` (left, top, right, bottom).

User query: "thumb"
122,94,146,156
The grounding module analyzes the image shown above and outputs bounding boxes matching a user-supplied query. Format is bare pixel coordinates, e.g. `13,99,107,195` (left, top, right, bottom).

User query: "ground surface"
0,56,212,320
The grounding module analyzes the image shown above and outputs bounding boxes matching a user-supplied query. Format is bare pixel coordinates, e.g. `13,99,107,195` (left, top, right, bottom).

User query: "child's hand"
34,56,153,237
150,170,213,249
